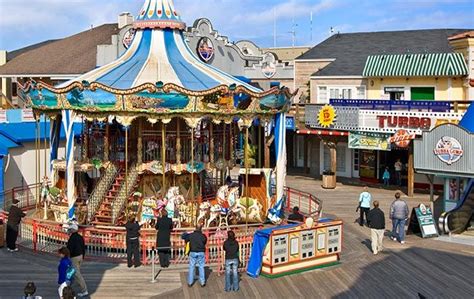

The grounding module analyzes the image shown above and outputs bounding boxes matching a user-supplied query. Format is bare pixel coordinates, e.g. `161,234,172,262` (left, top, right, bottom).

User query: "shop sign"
22,109,35,122
377,115,431,130
197,37,214,62
349,132,391,151
122,28,136,49
388,129,416,148
407,204,438,238
433,136,464,165
261,53,277,79
318,105,336,128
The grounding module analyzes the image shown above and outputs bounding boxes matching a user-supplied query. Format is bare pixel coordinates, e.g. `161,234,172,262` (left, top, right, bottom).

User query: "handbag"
185,241,190,256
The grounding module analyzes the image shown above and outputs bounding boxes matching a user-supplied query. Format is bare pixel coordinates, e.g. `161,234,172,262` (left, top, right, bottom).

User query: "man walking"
390,192,409,244
66,222,89,297
358,186,372,226
125,216,142,268
394,159,403,186
184,224,207,287
6,199,26,252
367,200,385,255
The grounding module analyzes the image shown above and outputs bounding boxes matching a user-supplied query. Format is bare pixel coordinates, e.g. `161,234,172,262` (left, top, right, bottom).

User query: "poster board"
407,204,439,238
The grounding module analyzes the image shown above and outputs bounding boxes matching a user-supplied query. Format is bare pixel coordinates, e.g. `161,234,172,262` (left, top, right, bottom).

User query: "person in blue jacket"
57,247,73,298
382,167,390,186
358,186,372,226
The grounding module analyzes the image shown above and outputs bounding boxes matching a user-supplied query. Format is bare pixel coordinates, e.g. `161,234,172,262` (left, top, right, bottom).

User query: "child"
383,167,390,186
23,281,42,299
57,247,74,298
223,231,240,292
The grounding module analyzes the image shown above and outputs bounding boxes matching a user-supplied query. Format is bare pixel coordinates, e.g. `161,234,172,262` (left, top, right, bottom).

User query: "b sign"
433,136,463,165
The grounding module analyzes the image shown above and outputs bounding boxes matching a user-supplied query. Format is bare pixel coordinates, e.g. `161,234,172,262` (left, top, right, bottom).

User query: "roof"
0,24,119,76
448,31,474,41
0,122,83,144
6,40,58,61
0,133,20,156
135,0,185,30
296,29,472,77
363,53,468,77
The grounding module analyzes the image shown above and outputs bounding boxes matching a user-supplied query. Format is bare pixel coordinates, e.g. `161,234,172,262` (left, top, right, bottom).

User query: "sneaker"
201,283,206,287
400,241,405,244
78,291,89,297
391,237,396,241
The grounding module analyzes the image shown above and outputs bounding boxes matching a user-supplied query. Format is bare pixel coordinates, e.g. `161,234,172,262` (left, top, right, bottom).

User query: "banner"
348,132,391,151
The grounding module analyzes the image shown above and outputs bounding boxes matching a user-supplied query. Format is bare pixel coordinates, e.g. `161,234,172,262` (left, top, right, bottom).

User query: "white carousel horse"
197,201,211,227
164,187,185,227
205,186,242,228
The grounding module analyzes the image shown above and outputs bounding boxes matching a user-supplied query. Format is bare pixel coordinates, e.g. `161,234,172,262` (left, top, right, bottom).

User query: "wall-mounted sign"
349,132,391,151
197,37,214,62
22,109,35,122
318,105,336,128
0,110,6,123
377,115,431,130
433,136,464,165
388,129,416,148
122,28,136,49
261,53,277,79
286,116,295,130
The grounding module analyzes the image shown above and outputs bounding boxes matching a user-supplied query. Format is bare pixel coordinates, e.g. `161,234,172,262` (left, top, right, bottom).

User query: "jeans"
395,171,402,186
392,218,406,242
383,178,389,186
188,252,206,286
224,259,239,292
359,207,370,226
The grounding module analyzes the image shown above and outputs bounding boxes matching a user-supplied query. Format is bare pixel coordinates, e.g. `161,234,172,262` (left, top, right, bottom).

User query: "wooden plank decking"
1,175,473,298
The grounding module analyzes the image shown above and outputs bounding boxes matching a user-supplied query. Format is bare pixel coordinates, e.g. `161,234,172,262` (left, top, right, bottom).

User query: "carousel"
19,0,295,230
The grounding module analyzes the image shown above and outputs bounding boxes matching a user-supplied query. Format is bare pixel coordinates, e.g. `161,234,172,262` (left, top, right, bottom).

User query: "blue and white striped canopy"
57,0,261,93
62,28,261,92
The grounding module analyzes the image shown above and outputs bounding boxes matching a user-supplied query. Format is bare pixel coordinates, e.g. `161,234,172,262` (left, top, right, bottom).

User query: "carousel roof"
21,0,293,117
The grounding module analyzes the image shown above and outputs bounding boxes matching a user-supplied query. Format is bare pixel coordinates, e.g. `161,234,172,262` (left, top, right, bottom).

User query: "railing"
1,183,40,211
3,185,323,274
329,99,471,113
111,163,139,224
87,163,118,222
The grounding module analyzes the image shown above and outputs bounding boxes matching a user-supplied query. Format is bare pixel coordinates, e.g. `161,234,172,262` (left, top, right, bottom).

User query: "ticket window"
301,231,315,259
327,226,341,254
272,235,288,264
316,229,327,255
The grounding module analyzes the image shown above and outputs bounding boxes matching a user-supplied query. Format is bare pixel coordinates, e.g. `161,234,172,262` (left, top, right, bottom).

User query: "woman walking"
223,231,239,292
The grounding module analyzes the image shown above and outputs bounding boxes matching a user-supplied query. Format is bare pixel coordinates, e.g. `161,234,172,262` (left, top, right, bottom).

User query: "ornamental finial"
134,0,186,30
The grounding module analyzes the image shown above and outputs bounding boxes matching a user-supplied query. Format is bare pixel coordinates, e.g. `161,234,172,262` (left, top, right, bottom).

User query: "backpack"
66,264,76,282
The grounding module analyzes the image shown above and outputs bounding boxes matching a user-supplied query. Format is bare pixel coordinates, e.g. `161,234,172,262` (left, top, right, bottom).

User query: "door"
352,149,360,178
296,135,305,167
411,87,435,101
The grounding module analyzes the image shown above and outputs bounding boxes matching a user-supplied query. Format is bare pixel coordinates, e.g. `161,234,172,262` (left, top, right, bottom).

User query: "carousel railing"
111,163,139,224
87,164,119,222
1,183,40,211
284,186,323,220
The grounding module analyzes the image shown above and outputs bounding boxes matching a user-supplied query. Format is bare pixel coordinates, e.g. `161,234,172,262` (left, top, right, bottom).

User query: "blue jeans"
392,218,406,241
383,178,389,186
188,252,206,286
225,259,239,292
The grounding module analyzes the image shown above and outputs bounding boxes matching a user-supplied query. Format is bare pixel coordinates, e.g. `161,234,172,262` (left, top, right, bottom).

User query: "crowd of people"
358,187,410,255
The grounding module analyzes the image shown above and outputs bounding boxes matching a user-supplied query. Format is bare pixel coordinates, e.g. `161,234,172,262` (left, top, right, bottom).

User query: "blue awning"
459,104,474,134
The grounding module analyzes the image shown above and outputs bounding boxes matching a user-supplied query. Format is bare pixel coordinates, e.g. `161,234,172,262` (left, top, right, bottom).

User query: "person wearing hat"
6,199,26,252
66,222,88,297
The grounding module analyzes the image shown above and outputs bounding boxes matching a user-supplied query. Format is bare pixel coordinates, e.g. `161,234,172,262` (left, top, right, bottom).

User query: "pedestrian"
155,209,173,268
184,224,207,287
367,200,385,255
22,281,42,299
383,167,390,186
390,192,409,244
6,199,26,252
223,230,239,292
66,222,88,297
394,159,403,186
57,247,74,299
358,186,372,226
125,216,142,268
288,206,304,222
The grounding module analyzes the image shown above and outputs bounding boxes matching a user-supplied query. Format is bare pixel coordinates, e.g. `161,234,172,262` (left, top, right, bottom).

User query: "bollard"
151,247,156,283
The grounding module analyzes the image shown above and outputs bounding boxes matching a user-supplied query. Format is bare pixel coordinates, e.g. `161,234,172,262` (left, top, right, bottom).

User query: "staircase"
87,163,118,223
111,163,140,225
91,168,126,225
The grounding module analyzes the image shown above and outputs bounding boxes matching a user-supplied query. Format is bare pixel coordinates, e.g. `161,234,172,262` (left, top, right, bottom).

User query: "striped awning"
363,53,468,77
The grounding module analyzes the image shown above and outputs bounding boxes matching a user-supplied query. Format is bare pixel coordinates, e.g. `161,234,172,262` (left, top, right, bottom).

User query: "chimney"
118,12,134,29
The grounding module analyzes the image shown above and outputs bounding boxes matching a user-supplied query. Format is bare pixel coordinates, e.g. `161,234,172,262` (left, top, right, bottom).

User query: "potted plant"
322,170,336,189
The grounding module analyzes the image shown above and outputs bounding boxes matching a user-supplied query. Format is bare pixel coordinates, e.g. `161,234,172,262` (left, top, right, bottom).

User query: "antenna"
288,18,298,47
310,11,313,43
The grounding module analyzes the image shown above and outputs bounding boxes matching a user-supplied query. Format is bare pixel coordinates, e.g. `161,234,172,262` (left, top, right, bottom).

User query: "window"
11,82,18,97
318,86,328,103
342,88,351,99
411,87,434,101
356,86,366,99
329,88,339,99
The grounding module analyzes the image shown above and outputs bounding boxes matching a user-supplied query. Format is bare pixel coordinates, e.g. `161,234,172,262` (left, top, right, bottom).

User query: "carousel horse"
236,197,263,223
205,185,242,228
164,187,185,227
197,201,212,227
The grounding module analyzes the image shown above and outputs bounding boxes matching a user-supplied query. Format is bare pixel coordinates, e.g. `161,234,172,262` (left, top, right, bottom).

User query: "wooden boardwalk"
1,175,473,298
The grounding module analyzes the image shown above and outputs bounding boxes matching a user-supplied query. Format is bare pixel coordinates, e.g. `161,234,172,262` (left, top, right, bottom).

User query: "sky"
0,0,473,51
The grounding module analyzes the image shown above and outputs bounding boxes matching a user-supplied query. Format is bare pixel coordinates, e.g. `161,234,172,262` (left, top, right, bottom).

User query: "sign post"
407,204,439,238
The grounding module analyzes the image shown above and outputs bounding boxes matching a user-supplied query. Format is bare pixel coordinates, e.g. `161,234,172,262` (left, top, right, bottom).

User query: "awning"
297,129,348,136
363,53,468,77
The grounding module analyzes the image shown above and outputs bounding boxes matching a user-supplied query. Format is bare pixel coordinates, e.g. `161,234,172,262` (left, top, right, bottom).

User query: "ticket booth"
247,218,343,278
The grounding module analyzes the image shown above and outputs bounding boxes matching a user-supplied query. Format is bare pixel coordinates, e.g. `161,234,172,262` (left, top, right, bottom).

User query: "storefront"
414,123,474,213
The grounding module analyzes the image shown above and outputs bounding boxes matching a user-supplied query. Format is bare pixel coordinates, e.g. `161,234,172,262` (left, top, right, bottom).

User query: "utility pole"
310,11,313,43
288,18,297,47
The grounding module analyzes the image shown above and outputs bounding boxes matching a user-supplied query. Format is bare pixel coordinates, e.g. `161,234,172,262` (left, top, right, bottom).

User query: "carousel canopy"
21,0,294,117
